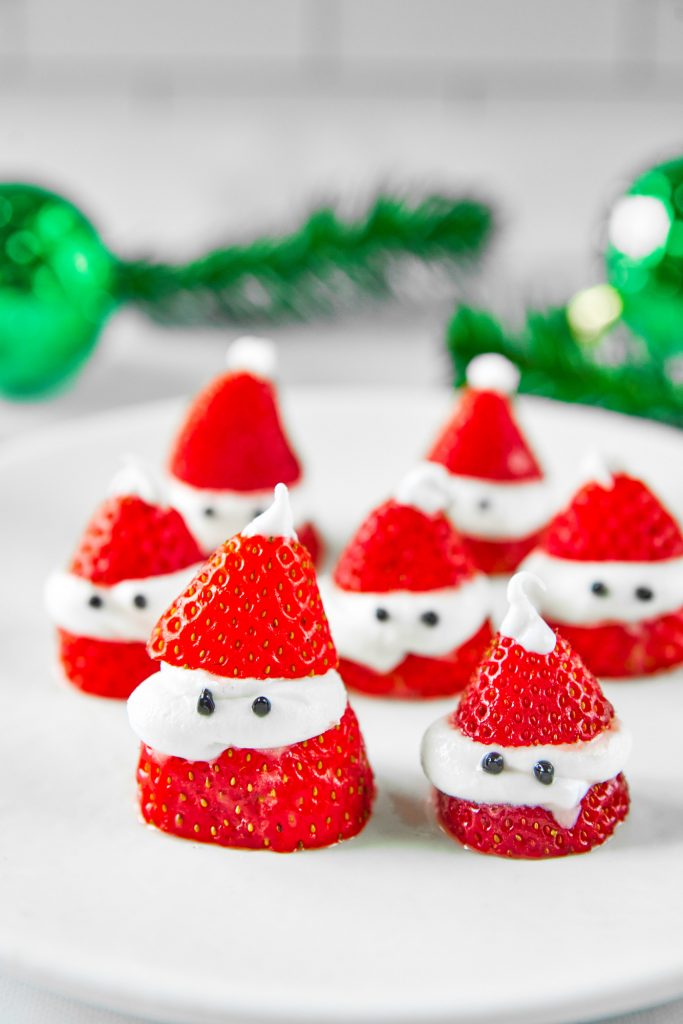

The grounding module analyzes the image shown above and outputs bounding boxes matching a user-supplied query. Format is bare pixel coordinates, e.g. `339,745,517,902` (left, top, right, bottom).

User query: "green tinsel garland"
446,304,683,428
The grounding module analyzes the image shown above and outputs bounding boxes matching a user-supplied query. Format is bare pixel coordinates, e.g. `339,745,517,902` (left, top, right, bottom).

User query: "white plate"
1,388,683,1024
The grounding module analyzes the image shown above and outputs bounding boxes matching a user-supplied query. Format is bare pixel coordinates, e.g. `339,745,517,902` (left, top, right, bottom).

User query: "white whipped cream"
242,482,297,540
420,462,555,540
225,335,277,379
127,662,348,760
107,458,169,506
522,550,683,626
421,715,631,828
320,575,490,674
394,463,451,515
44,565,201,642
500,572,556,655
168,477,305,553
466,353,520,395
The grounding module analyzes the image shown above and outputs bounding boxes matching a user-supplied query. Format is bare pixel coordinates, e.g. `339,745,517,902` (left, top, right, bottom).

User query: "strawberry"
136,705,373,852
296,521,324,567
169,369,301,492
148,534,334,678
421,572,631,858
130,485,375,852
70,496,203,585
459,532,541,576
543,474,683,563
435,774,630,859
454,632,614,746
339,622,493,699
548,613,683,678
57,630,154,700
427,389,542,482
333,500,475,593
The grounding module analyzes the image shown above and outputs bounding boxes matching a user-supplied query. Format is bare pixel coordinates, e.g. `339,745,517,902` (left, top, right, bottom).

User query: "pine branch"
116,194,494,324
446,304,683,427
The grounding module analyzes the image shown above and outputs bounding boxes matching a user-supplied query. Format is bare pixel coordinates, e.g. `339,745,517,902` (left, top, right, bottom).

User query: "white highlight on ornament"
108,457,169,506
608,194,671,261
128,663,347,760
394,462,451,515
44,565,202,642
566,284,623,340
225,336,277,379
320,575,490,674
466,353,520,395
167,477,303,554
500,571,556,655
420,716,631,829
423,463,556,540
521,550,683,626
242,483,298,541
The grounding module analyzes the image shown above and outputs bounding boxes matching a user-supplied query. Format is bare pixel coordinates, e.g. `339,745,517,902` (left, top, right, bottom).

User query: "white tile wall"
0,0,677,96
338,0,621,66
24,0,307,61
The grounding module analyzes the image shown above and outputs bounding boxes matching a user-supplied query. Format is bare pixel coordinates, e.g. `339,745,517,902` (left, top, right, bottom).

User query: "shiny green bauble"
0,184,116,397
605,156,683,359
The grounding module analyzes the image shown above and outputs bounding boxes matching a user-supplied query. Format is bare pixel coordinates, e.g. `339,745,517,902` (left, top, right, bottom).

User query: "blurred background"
0,0,682,438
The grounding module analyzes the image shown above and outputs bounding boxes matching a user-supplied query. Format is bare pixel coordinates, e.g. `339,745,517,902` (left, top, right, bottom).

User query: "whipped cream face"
168,478,304,553
421,716,632,828
523,551,683,625
44,565,201,642
421,463,556,540
320,575,490,674
128,663,348,761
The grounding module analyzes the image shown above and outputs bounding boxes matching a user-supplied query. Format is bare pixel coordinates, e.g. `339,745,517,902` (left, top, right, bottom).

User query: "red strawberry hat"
129,484,374,852
427,354,542,483
522,461,683,676
168,337,302,492
424,354,549,574
421,572,631,858
334,465,478,594
46,462,204,700
328,465,492,698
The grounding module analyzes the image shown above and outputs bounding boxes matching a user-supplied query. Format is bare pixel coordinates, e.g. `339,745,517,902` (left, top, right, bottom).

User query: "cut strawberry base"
136,705,374,852
548,612,683,677
339,622,493,699
58,629,153,699
434,773,630,858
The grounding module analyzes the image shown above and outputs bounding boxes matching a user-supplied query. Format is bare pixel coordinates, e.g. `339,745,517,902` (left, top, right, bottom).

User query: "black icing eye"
420,610,439,627
203,506,216,518
591,581,609,597
533,760,554,786
133,593,147,609
88,594,104,609
375,607,390,622
478,498,491,511
481,751,504,775
635,586,654,602
252,696,271,717
197,688,215,716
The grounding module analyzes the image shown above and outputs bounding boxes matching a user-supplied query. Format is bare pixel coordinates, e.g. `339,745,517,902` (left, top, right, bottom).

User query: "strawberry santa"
522,462,683,677
166,336,322,563
127,484,374,852
424,353,555,575
45,463,204,699
322,464,492,699
421,572,631,858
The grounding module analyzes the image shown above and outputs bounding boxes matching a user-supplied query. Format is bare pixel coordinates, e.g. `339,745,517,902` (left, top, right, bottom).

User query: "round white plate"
1,389,683,1024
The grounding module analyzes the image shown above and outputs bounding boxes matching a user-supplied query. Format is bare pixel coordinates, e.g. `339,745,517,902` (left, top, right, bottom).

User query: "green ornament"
0,184,116,397
605,156,683,360
0,182,494,399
